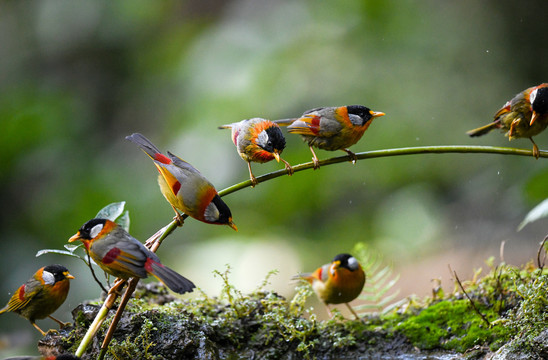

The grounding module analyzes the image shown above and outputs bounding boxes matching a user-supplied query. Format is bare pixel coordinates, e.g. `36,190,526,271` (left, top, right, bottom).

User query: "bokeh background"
1,0,548,356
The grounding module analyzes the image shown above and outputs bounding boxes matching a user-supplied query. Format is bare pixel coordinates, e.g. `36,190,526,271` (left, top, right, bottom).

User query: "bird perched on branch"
126,133,236,230
219,118,293,187
0,265,74,336
275,105,385,169
467,83,548,158
69,218,195,295
294,253,365,319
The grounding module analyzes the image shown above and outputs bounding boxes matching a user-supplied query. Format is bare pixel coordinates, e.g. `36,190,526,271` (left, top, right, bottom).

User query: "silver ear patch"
204,202,220,222
90,223,104,239
257,130,269,146
42,270,55,285
530,89,538,105
347,256,359,271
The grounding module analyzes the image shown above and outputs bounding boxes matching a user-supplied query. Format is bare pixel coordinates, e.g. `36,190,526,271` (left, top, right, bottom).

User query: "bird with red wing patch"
69,218,195,295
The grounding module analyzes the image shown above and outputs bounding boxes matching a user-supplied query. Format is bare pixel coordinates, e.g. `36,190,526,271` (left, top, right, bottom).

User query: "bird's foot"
533,145,540,159
48,315,71,329
530,138,540,159
310,146,320,170
281,159,294,176
344,149,358,164
107,279,126,296
174,214,185,227
312,157,320,170
249,174,258,187
248,163,258,187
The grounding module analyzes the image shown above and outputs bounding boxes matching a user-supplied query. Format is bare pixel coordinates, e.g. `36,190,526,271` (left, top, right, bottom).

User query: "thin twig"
453,270,491,328
537,235,548,270
87,251,108,294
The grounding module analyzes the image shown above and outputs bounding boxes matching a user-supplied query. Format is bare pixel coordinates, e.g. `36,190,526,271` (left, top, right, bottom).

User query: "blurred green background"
1,0,548,355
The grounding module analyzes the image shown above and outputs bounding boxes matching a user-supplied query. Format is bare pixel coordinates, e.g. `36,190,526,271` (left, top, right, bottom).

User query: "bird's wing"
288,114,341,137
3,283,38,313
93,237,151,278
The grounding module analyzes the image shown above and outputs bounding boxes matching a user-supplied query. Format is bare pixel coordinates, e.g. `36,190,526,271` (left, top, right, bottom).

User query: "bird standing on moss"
294,253,365,319
0,265,74,335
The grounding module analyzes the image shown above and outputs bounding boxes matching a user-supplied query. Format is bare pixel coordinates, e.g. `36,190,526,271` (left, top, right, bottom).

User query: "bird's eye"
90,223,104,239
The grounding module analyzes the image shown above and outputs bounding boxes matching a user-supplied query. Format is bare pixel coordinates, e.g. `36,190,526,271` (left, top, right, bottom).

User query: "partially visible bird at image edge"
467,83,548,158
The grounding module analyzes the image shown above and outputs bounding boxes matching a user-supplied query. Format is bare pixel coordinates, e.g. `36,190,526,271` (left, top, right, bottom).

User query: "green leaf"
36,248,83,259
116,210,130,232
64,244,82,253
518,198,548,231
96,201,126,221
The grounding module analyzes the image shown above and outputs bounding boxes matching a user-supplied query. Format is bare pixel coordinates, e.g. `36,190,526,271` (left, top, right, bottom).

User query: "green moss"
54,260,548,359
393,299,510,351
108,317,160,360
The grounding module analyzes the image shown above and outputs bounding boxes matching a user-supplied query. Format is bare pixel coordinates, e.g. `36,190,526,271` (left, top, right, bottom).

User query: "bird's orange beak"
228,220,238,231
530,111,539,126
273,150,281,163
330,260,341,274
370,110,386,118
64,271,75,280
68,232,81,243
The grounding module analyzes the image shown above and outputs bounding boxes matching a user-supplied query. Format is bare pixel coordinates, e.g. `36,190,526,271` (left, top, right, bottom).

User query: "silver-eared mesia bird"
295,253,365,319
69,218,195,295
467,83,548,158
0,265,74,335
276,105,385,169
219,118,293,186
126,133,237,230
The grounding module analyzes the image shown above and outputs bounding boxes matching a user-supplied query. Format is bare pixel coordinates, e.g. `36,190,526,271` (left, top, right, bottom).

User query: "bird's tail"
126,133,164,159
146,260,195,294
291,272,313,284
466,121,500,137
272,118,298,127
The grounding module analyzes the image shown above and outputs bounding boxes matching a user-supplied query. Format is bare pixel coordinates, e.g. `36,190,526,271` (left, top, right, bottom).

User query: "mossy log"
36,264,548,360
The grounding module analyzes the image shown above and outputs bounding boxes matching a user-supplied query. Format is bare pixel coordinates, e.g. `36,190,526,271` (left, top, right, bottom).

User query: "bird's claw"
344,149,358,164
309,146,320,170
174,214,184,227
312,158,320,170
250,175,258,187
281,159,294,176
530,138,540,159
